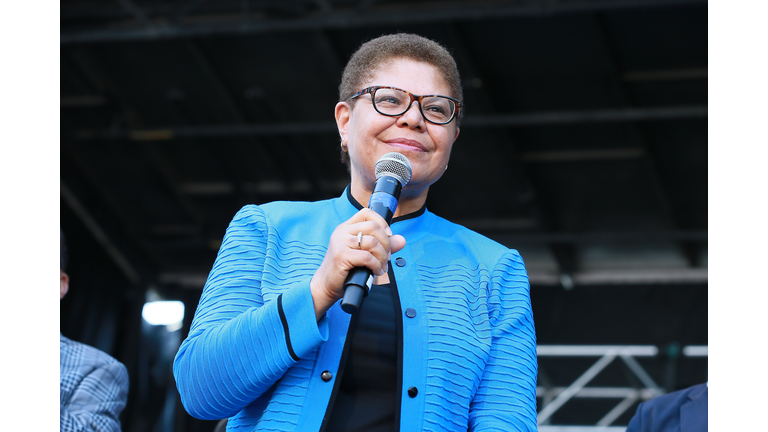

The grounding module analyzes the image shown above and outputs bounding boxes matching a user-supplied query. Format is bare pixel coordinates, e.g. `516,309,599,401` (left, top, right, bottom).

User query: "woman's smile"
335,57,461,212
382,138,427,152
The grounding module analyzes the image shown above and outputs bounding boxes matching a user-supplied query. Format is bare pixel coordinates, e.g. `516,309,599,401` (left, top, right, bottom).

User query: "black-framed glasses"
348,86,463,125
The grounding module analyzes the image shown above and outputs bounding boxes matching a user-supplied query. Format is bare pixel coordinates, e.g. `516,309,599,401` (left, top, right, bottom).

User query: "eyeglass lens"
373,88,456,124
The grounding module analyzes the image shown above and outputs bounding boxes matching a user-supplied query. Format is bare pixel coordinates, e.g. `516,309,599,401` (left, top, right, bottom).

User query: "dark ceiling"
60,0,707,430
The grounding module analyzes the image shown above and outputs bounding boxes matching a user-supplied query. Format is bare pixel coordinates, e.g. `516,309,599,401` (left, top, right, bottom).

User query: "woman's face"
335,58,460,200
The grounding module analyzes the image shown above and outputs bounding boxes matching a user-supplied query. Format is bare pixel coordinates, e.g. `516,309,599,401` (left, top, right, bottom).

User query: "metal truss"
536,344,708,430
537,345,663,430
538,427,626,432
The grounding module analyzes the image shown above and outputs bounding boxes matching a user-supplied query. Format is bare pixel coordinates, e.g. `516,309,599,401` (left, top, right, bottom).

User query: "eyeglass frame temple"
349,86,462,124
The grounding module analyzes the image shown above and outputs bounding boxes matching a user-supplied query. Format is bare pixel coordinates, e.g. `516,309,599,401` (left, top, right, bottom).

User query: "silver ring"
357,232,363,249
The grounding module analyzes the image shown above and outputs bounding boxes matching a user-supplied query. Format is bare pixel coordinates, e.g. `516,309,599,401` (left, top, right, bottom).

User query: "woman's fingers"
347,230,388,273
345,207,388,226
345,208,392,237
345,212,393,263
348,247,387,275
389,234,406,254
309,208,407,320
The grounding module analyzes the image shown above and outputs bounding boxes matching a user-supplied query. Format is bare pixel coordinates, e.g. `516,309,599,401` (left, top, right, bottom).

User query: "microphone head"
375,152,412,187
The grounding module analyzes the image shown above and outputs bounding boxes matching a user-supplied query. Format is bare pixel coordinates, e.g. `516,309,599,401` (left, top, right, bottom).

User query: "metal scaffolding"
535,344,709,430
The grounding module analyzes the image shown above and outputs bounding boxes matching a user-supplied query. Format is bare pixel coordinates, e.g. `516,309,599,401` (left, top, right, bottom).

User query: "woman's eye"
425,105,447,114
376,96,401,105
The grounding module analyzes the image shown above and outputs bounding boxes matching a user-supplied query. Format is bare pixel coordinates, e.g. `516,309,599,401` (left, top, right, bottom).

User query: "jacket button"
408,386,418,398
321,371,332,382
405,308,417,318
395,257,406,267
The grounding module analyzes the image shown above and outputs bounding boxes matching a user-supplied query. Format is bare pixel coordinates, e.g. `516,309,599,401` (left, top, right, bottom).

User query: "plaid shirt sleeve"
60,334,129,432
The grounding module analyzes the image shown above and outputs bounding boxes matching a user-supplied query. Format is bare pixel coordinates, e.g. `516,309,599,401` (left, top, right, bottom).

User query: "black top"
325,281,398,432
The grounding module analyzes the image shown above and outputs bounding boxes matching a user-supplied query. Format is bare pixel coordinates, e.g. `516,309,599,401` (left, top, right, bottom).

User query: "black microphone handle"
340,176,402,314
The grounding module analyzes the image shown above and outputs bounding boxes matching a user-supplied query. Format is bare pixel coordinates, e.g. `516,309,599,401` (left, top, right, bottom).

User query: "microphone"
341,152,412,314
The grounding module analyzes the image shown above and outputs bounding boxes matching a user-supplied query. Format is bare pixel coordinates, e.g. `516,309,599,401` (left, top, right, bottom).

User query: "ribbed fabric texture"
469,252,538,431
173,205,328,430
173,193,537,431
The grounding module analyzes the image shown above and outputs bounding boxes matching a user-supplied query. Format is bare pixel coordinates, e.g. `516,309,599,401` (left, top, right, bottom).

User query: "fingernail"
386,226,393,236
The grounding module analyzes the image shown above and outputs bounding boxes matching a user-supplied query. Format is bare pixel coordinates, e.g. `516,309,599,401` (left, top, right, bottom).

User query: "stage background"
60,1,707,430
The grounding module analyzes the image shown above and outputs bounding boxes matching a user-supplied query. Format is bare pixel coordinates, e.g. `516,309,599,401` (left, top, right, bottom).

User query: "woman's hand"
310,208,406,320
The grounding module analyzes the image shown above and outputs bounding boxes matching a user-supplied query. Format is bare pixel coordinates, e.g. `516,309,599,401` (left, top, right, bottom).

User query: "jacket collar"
687,382,708,401
333,186,435,242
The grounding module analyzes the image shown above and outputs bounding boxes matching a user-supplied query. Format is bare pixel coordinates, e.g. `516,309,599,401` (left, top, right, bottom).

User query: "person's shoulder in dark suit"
626,382,707,432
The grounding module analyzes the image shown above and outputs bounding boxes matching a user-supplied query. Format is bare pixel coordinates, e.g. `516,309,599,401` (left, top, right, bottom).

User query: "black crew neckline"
345,185,426,224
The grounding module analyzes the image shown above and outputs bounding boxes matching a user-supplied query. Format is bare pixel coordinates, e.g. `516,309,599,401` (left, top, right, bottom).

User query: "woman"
174,33,537,431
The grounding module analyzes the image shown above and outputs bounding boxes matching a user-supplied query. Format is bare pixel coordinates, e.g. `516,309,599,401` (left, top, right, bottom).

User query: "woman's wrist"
309,276,338,321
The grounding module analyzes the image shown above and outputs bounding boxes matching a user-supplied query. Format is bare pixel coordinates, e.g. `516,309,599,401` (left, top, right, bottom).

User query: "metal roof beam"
114,0,152,28
594,15,703,268
520,149,645,163
61,0,707,44
65,46,144,128
72,105,707,140
147,226,706,247
61,182,142,285
490,230,706,244
529,268,708,286
623,68,707,82
463,106,707,127
169,0,211,23
184,39,247,123
159,267,708,289
61,95,107,108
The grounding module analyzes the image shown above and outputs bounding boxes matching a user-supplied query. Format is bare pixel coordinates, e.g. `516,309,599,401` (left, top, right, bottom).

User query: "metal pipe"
72,106,707,141
596,393,639,427
537,350,618,424
538,427,626,432
61,0,707,44
620,353,663,394
536,386,659,399
682,345,708,357
538,345,658,357
61,183,141,285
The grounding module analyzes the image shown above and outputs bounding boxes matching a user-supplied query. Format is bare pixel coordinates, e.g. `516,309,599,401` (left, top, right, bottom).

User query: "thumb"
389,234,406,254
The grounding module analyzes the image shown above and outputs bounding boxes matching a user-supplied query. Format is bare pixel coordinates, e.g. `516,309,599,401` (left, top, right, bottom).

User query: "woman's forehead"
364,58,451,95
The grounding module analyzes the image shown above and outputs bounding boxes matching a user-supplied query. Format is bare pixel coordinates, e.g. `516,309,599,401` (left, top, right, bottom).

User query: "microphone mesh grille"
375,152,413,186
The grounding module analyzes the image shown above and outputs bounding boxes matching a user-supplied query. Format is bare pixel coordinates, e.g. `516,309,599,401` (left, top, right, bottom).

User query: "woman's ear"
335,102,351,139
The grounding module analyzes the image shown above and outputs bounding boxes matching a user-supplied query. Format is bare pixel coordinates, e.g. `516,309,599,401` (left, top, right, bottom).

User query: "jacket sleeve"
468,250,538,432
173,205,329,420
60,360,129,432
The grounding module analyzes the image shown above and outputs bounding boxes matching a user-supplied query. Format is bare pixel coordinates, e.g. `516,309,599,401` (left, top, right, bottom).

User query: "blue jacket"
173,191,537,431
627,383,708,432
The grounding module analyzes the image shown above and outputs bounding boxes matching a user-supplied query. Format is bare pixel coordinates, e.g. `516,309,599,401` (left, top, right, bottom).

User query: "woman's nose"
397,101,425,129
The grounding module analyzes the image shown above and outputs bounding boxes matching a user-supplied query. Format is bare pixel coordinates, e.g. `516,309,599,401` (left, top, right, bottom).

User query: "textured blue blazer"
173,190,538,431
627,383,708,432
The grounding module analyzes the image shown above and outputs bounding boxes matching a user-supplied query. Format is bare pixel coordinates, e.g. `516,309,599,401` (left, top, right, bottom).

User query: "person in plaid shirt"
60,229,129,431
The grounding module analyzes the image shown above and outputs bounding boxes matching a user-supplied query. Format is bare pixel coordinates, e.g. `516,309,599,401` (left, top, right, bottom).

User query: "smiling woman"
173,33,537,432
336,58,461,215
